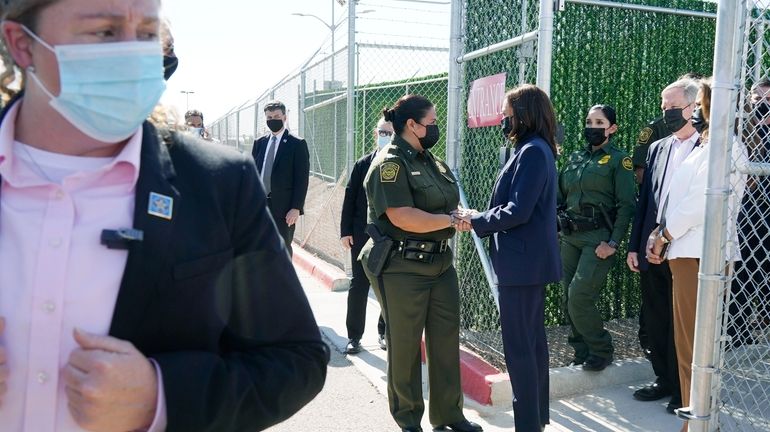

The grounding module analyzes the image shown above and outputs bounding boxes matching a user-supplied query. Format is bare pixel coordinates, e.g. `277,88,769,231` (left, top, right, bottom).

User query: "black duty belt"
395,238,449,264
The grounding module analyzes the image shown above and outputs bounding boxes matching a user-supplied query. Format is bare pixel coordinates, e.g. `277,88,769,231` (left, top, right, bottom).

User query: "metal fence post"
346,0,356,179
536,0,554,94
687,1,742,431
446,0,464,172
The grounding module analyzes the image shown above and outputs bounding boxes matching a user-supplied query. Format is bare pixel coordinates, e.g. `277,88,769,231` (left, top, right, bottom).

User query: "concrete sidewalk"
298,267,687,432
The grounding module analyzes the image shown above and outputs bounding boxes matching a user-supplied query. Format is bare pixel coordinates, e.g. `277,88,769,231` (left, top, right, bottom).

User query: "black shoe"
666,395,683,414
633,381,671,401
345,339,362,354
643,348,653,361
378,334,387,351
402,427,423,432
568,357,585,367
582,355,612,372
433,419,483,432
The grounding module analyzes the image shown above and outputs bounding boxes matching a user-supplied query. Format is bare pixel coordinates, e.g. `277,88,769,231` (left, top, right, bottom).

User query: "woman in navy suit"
460,84,561,432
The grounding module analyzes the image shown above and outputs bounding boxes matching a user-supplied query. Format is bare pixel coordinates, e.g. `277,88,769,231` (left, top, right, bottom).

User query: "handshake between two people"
451,207,479,233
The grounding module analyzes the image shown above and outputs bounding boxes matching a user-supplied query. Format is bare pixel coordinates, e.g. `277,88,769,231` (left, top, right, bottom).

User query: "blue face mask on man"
23,26,167,143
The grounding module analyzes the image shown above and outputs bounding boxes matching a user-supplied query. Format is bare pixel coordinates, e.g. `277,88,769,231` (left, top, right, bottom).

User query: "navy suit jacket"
628,135,695,271
471,134,561,287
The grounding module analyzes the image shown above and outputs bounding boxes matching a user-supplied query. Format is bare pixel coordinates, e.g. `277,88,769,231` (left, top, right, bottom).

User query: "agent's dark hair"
185,109,204,123
382,94,434,135
505,85,559,156
752,78,770,94
264,100,286,115
589,104,616,125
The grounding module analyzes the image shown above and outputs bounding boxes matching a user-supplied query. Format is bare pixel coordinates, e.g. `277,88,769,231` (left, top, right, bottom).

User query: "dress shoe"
378,334,387,351
344,339,362,354
433,419,483,432
666,396,683,414
568,357,585,367
582,354,612,372
633,381,671,401
402,427,423,432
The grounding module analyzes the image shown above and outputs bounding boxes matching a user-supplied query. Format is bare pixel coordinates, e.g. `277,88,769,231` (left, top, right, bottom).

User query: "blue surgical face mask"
377,135,391,149
23,26,166,143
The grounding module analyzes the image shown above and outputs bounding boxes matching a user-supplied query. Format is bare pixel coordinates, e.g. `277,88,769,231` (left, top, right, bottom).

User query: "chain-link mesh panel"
458,0,717,369
716,3,770,430
457,0,541,368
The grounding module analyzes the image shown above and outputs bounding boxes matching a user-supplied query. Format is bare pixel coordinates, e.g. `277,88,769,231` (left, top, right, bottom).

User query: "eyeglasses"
377,130,394,137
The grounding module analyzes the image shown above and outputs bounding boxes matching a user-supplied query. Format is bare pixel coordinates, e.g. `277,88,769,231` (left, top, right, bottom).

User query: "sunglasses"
377,130,394,137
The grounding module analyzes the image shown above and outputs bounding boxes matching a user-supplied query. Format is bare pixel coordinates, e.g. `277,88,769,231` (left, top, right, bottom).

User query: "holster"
364,224,394,277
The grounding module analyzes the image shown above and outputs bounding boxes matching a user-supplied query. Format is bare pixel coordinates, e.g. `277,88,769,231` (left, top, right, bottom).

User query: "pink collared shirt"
0,102,166,431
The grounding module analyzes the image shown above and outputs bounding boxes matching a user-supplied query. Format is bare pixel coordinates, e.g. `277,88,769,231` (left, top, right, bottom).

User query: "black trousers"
728,201,770,346
267,198,295,257
499,284,549,432
641,262,680,399
347,233,385,340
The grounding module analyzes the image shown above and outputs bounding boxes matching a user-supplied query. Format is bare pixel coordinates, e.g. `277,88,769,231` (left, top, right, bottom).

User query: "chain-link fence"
688,1,770,430
454,0,718,368
208,1,450,270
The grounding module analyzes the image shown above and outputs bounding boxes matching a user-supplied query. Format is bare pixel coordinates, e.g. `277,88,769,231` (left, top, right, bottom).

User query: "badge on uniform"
598,155,611,165
435,161,447,174
380,162,400,183
622,156,634,171
148,192,174,220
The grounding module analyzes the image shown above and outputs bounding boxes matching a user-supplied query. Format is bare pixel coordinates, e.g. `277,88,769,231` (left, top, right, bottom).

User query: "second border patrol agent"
359,95,482,432
558,105,636,372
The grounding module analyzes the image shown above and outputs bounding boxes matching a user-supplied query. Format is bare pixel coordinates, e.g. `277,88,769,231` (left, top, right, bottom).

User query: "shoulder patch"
637,127,653,145
598,154,611,165
380,161,400,183
622,157,633,171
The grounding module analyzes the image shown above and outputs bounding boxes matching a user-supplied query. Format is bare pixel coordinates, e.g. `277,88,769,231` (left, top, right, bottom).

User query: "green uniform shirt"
632,116,670,168
364,135,459,241
557,143,637,244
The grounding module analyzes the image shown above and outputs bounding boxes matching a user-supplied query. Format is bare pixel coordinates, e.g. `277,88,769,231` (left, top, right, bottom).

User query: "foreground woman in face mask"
557,104,636,372
0,1,328,431
360,94,481,432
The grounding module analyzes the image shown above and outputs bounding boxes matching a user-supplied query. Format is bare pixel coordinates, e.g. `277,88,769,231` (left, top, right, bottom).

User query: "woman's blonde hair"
698,78,713,141
0,0,58,104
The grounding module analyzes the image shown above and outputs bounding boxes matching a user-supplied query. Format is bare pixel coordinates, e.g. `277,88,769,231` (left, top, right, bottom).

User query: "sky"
160,0,451,125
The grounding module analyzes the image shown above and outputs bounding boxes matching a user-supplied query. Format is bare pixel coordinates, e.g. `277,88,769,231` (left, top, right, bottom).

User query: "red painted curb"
419,338,502,406
296,245,503,405
292,244,348,291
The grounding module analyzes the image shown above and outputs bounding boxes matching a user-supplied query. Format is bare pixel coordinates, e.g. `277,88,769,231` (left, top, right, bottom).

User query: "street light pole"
180,90,195,112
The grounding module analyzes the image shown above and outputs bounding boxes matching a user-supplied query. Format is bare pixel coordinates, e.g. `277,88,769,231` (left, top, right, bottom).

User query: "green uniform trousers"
560,229,615,360
363,248,464,428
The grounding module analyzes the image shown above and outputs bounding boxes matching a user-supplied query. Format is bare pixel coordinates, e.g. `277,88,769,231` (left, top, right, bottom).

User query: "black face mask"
163,55,178,81
267,119,284,133
417,123,440,149
755,102,770,119
691,108,708,134
501,116,513,138
663,107,690,133
583,127,607,147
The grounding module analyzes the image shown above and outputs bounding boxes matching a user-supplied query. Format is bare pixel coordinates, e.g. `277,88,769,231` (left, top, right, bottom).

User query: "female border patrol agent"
359,95,482,432
558,105,636,371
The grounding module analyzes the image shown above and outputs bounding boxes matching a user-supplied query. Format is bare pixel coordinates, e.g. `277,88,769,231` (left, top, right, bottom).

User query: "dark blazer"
628,135,692,271
252,130,310,215
471,134,561,286
340,150,377,238
0,98,328,432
